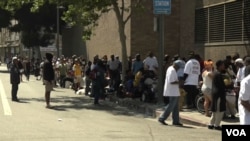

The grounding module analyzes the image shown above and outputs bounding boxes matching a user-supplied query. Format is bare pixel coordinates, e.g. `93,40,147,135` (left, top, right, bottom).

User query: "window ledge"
195,41,250,46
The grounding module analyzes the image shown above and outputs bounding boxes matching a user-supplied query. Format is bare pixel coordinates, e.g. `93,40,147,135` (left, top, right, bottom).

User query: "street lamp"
56,5,64,58
56,5,59,58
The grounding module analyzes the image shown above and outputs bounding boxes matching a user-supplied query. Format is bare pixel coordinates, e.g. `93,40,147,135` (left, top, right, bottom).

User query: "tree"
0,1,66,59
32,0,144,82
0,8,11,29
4,0,144,81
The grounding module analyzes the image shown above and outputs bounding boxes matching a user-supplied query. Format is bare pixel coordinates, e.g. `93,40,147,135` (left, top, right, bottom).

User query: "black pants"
109,70,120,91
62,77,74,88
184,85,199,107
12,84,19,100
59,75,66,87
163,96,169,105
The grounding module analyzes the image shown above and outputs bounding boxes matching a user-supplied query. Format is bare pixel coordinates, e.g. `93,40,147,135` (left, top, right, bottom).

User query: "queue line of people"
8,51,250,127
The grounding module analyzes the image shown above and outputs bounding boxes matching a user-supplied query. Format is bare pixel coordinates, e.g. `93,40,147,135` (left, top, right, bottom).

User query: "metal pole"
157,14,165,104
56,5,60,58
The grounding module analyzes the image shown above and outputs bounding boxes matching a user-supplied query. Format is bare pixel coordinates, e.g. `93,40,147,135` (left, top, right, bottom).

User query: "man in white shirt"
238,66,250,125
107,54,120,91
158,60,183,126
183,53,201,109
143,51,159,76
234,58,245,112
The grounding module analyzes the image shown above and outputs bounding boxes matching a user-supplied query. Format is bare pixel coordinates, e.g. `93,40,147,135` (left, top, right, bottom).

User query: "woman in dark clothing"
91,60,105,105
34,59,41,80
10,57,21,101
17,58,24,82
25,59,31,81
208,60,226,130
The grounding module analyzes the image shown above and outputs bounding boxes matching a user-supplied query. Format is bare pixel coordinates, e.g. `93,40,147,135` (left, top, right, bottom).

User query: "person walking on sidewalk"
10,57,21,102
238,66,250,125
158,60,183,126
43,53,55,108
208,60,226,130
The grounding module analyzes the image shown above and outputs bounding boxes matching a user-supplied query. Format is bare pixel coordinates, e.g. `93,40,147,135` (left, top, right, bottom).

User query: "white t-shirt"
143,56,159,71
235,66,245,86
163,66,180,97
238,74,250,125
107,60,120,71
184,59,200,85
201,71,212,89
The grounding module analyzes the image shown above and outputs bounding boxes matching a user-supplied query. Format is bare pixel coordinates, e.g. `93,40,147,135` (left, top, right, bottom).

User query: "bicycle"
195,87,205,114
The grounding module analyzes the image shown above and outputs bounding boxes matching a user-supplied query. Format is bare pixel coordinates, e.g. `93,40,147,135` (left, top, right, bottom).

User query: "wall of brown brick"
85,1,131,61
131,0,184,60
180,0,196,58
85,0,196,61
203,45,249,61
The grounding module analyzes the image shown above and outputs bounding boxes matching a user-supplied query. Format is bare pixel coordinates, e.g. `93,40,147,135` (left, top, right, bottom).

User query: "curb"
107,94,158,117
155,109,207,127
107,95,209,127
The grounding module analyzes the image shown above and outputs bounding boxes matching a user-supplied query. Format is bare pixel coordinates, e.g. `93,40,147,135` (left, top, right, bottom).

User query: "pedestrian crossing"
0,79,12,116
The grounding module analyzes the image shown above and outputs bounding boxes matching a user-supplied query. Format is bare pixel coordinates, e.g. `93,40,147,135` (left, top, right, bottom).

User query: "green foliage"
0,8,11,28
0,0,66,49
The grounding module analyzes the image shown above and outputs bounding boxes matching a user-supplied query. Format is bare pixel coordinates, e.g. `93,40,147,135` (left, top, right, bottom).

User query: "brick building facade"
81,0,250,62
85,0,196,61
195,0,250,61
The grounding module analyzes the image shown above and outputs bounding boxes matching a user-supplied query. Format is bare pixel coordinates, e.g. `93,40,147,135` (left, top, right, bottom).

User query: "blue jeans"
159,96,180,124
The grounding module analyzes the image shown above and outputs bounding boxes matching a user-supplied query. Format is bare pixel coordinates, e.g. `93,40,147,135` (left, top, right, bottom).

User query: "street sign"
153,0,171,15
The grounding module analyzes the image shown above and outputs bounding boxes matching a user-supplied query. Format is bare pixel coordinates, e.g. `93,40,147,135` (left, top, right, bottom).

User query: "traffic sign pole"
153,0,171,103
157,14,165,104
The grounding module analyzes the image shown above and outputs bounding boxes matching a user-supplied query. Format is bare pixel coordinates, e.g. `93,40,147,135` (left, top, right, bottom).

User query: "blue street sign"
153,0,171,15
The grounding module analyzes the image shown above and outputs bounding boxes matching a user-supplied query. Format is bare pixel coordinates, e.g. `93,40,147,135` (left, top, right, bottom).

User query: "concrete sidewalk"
107,95,240,127
156,108,240,127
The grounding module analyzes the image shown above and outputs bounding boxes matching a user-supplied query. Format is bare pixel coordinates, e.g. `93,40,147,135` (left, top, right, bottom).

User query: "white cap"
12,57,18,61
235,58,244,64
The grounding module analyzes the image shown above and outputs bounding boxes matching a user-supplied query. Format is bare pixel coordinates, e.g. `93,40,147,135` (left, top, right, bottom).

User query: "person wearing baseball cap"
10,56,21,102
158,60,183,126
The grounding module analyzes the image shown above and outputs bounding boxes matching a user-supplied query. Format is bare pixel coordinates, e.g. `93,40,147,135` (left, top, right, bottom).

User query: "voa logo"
226,129,246,136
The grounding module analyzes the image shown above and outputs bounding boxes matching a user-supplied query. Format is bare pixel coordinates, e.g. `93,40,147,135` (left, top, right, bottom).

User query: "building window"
195,0,250,44
209,4,224,42
225,1,242,42
244,0,250,41
195,8,208,43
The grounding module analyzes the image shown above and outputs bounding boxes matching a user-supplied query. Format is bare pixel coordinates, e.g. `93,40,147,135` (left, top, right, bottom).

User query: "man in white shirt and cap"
158,60,183,126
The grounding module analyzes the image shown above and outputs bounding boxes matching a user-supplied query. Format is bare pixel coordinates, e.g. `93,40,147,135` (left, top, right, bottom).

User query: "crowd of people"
7,50,250,127
158,51,250,128
8,51,159,106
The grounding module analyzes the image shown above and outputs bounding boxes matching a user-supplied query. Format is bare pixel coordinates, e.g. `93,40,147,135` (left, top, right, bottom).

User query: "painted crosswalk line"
0,79,12,115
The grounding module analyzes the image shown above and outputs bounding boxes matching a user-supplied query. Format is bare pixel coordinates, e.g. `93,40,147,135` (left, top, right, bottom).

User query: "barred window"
195,0,250,44
209,5,224,42
244,0,250,41
195,8,208,43
225,1,243,42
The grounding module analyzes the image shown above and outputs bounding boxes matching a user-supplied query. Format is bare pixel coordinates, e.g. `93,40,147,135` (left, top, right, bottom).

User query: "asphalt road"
0,64,221,141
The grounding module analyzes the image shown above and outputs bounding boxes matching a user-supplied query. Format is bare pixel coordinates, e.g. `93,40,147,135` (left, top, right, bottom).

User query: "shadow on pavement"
0,70,9,73
21,95,146,117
